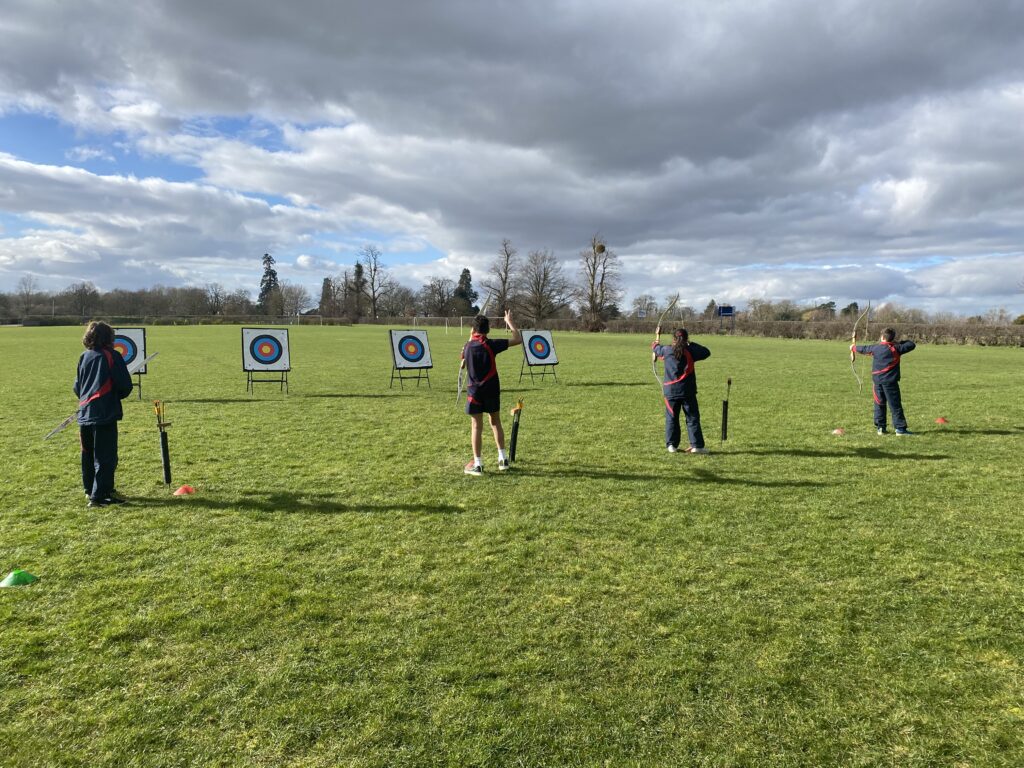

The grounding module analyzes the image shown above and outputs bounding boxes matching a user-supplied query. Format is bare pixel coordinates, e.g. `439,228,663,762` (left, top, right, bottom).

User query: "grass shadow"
934,427,1023,435
298,392,399,399
524,464,833,487
723,447,949,461
566,381,652,388
520,467,662,482
690,468,832,488
139,490,462,515
169,397,265,404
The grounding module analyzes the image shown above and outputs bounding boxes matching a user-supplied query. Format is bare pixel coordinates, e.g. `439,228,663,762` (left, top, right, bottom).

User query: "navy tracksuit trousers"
666,395,705,450
81,423,119,500
873,381,908,432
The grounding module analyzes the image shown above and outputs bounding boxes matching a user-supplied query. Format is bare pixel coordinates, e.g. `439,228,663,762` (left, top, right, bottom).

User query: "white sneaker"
686,447,708,454
464,462,483,476
497,458,511,470
667,445,677,453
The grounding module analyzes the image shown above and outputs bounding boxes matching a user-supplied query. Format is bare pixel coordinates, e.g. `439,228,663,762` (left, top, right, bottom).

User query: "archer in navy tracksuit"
852,327,916,435
461,310,522,474
652,327,711,453
74,321,134,505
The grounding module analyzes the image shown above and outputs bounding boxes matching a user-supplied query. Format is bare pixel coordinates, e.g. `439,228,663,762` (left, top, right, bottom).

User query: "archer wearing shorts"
461,309,522,475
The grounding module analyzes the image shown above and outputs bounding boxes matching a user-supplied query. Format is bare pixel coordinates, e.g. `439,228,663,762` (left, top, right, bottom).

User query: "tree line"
3,239,1021,327
308,236,626,329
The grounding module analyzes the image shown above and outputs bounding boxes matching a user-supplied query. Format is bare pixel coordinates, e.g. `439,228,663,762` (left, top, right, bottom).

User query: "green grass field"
2,325,1022,767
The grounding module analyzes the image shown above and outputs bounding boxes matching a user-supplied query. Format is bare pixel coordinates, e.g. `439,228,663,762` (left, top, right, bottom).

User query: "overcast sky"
2,0,1023,315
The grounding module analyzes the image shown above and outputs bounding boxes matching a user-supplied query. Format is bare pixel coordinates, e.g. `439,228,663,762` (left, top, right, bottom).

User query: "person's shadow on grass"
141,490,462,515
723,447,949,461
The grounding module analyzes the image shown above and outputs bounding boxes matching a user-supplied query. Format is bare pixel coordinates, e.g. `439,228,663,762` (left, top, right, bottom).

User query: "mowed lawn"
1,324,1022,767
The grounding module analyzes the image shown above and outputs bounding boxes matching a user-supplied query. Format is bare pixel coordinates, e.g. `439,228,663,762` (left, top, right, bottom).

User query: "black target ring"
398,335,425,363
528,334,551,360
250,334,283,365
113,335,138,366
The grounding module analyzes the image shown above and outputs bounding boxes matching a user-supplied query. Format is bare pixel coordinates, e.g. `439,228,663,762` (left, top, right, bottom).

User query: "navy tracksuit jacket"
852,339,916,431
652,340,711,449
74,347,134,500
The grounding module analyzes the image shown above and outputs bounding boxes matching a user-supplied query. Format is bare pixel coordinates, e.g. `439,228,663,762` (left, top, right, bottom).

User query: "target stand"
242,328,291,394
113,328,151,399
388,330,432,389
246,369,288,393
519,330,559,383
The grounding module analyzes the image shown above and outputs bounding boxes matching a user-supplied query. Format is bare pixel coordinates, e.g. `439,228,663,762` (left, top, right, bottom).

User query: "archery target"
113,328,148,374
390,330,432,369
242,328,291,371
523,330,558,366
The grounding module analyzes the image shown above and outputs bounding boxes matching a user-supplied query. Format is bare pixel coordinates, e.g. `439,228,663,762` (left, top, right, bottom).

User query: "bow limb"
850,332,861,393
849,304,870,393
654,293,680,331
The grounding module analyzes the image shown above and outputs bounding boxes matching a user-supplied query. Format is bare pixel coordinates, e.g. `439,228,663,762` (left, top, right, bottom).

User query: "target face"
530,335,551,359
523,330,558,366
251,335,283,364
241,328,290,371
113,328,148,374
390,330,432,369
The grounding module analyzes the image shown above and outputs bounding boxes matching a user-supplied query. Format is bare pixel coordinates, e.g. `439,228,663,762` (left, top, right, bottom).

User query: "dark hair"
472,315,490,335
82,321,114,350
882,328,896,342
672,328,689,359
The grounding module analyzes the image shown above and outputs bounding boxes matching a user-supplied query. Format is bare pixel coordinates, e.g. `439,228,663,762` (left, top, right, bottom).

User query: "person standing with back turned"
461,309,522,475
74,321,134,506
652,326,711,453
852,327,917,435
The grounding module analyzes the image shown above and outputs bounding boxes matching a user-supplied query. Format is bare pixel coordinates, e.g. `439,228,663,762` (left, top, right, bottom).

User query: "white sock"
474,456,482,467
498,449,507,461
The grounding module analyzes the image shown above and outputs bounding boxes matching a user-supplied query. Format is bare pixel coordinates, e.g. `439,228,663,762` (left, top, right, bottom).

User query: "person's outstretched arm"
505,309,522,346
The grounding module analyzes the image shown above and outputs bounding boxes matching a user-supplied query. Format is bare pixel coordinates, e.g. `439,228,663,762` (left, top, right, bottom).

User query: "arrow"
43,412,78,441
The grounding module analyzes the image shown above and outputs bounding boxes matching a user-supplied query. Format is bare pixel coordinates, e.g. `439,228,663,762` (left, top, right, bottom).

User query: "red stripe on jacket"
871,341,901,376
78,348,115,407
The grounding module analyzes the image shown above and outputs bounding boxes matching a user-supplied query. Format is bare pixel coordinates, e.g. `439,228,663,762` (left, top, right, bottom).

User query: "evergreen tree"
258,253,281,314
453,268,479,315
352,261,367,318
318,277,337,316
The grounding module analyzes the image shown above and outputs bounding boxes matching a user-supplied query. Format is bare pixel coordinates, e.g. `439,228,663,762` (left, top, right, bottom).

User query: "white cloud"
0,1,1023,313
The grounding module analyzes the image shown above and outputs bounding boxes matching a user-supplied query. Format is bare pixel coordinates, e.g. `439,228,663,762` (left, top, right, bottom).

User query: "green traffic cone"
0,569,39,588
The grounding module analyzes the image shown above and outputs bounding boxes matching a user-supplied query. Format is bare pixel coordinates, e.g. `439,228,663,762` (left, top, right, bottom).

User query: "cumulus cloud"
0,0,1023,314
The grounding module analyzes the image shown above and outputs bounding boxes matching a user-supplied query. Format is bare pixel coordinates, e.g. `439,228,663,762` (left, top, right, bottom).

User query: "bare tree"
520,249,573,325
61,281,102,317
359,244,393,320
16,275,39,316
169,287,209,316
223,289,254,315
205,283,226,315
578,234,623,331
281,281,312,317
336,269,353,318
480,239,520,312
379,284,417,317
418,277,457,316
631,294,658,319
